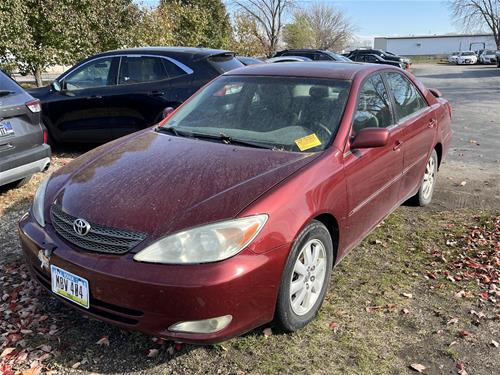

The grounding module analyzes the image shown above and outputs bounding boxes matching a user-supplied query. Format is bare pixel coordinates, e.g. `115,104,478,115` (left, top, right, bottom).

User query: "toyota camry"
19,62,452,343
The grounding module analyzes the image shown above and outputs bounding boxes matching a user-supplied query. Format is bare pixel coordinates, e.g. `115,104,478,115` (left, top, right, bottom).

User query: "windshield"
161,76,351,152
462,52,475,56
485,50,495,54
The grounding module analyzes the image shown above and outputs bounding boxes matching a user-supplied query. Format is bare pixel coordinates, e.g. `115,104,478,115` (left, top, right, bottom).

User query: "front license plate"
0,121,14,137
50,265,89,309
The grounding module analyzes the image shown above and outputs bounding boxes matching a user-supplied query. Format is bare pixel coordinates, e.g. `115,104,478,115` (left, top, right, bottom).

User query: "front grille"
50,204,147,254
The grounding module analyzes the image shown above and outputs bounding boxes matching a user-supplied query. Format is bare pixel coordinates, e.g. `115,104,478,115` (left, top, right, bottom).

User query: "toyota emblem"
73,218,91,236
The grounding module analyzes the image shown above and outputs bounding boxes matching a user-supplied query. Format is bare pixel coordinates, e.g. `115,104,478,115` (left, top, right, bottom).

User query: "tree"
284,2,354,51
230,12,268,56
449,0,500,49
0,0,139,86
235,0,296,56
160,0,232,48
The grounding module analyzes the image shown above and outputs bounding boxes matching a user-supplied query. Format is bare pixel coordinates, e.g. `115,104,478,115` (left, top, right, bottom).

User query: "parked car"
236,56,264,66
266,56,313,63
20,62,452,343
350,53,405,69
0,70,51,189
274,49,351,62
457,51,477,65
347,49,410,68
448,52,460,64
496,50,500,67
28,47,243,145
478,50,497,64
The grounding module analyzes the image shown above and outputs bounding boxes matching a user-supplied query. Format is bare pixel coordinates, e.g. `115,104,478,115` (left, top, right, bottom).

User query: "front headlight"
133,214,268,264
32,175,51,227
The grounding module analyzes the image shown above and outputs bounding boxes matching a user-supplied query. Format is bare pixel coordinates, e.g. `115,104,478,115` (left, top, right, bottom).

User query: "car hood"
48,130,319,238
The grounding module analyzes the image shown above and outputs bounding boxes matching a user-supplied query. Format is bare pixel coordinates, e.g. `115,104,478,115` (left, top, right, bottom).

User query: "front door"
343,73,404,249
52,56,120,143
384,71,436,200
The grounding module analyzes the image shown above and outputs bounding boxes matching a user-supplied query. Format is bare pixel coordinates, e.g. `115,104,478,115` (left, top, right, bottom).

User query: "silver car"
0,70,51,188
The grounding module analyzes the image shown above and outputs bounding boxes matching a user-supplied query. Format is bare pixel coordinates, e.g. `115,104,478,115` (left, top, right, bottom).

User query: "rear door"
343,73,404,248
0,72,42,160
384,71,436,200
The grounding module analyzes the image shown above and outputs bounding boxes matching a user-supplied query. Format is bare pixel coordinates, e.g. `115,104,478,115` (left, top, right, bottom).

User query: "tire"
412,150,438,207
275,220,334,332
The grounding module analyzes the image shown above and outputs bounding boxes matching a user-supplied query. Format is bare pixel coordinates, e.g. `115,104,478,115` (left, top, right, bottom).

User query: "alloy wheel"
421,156,436,200
289,239,327,316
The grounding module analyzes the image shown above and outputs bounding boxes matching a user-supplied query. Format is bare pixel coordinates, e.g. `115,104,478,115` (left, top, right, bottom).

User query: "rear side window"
353,73,393,133
0,70,22,94
162,60,187,79
385,72,427,120
118,56,169,84
207,54,243,73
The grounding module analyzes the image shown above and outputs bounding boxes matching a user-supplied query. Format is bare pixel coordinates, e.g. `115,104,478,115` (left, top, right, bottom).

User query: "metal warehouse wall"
374,35,496,55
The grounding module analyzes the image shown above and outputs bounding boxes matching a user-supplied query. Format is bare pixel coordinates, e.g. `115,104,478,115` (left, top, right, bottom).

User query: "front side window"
353,73,393,133
118,56,168,84
161,76,351,153
64,58,114,91
385,72,427,120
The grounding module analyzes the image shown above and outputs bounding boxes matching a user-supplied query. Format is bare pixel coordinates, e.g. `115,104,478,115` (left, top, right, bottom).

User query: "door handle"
149,91,165,96
428,119,437,128
393,140,403,151
86,95,102,99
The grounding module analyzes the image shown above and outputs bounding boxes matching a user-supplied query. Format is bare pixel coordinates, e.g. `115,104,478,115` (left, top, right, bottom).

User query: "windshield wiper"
195,131,275,150
156,125,193,138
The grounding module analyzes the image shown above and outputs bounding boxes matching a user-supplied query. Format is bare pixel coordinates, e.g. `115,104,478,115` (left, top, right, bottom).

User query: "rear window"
208,54,243,73
0,70,23,94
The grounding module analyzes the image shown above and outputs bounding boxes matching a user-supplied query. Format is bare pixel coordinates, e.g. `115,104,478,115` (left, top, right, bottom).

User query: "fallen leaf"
401,308,410,315
459,181,467,186
447,318,459,325
147,348,159,358
328,322,338,333
71,362,81,369
458,330,472,338
1,347,15,359
402,293,413,299
409,363,426,372
96,336,110,346
491,340,499,348
263,327,272,338
21,365,42,375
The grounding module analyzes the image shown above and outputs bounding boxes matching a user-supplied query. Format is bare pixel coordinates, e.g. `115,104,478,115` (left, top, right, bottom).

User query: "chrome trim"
0,157,50,186
58,54,194,83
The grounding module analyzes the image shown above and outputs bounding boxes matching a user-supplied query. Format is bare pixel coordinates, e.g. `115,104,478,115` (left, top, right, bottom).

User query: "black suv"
28,47,243,144
273,49,351,62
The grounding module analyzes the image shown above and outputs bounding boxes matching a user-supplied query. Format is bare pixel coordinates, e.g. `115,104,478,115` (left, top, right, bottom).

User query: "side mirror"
350,128,389,149
162,106,175,119
51,80,61,92
428,88,442,98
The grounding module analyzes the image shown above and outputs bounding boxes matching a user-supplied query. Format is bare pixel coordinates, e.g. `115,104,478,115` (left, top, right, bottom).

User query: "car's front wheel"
413,149,438,206
275,220,333,332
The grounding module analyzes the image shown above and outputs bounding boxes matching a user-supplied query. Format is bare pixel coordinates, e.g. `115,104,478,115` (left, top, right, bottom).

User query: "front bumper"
19,214,290,343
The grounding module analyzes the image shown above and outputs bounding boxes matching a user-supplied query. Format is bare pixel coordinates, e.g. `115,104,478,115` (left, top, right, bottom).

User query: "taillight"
26,99,41,113
43,129,48,144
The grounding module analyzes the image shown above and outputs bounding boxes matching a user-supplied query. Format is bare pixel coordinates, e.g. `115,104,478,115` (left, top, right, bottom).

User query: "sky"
141,0,461,41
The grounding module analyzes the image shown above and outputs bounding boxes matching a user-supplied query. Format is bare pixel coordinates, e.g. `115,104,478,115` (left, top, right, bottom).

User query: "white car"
448,52,459,64
479,50,497,64
457,51,477,65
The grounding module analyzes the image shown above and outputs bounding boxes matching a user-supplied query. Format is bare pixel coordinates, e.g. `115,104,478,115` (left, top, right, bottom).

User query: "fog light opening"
168,315,232,334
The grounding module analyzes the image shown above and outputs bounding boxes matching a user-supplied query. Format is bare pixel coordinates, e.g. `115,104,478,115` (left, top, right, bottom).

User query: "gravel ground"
1,63,499,375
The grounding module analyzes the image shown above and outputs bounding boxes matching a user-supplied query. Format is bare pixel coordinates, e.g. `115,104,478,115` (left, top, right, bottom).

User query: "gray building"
374,33,496,56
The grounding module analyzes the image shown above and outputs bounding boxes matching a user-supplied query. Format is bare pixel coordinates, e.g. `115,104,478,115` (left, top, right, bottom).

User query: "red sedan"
19,62,452,343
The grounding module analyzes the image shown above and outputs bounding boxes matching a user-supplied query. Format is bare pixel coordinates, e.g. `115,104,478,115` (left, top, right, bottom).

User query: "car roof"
91,46,234,60
224,61,384,80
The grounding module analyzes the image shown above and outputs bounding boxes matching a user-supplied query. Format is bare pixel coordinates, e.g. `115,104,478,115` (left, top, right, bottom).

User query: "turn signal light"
26,99,41,113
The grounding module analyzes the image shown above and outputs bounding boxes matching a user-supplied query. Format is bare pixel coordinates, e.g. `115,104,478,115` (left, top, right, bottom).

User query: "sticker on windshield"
295,134,322,151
